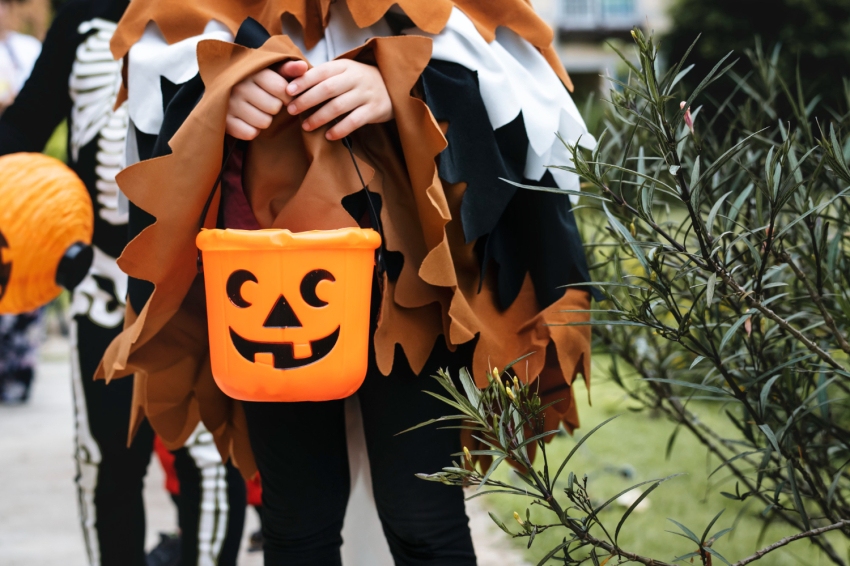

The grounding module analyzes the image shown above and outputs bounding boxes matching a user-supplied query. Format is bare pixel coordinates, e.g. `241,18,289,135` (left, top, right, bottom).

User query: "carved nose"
263,295,302,328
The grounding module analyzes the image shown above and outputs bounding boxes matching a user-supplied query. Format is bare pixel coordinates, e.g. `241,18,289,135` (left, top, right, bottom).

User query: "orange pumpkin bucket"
197,227,381,402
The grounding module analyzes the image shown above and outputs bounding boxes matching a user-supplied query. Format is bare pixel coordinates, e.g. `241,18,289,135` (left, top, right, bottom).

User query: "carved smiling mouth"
228,326,340,370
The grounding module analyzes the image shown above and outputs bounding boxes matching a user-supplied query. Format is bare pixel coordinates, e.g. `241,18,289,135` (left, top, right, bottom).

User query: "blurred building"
535,0,672,98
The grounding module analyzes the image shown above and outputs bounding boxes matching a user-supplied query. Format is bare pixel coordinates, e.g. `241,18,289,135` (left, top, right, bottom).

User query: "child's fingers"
234,81,285,116
277,60,309,80
301,91,362,132
286,73,353,116
325,107,370,140
285,60,346,97
229,97,275,130
251,69,291,103
225,115,260,140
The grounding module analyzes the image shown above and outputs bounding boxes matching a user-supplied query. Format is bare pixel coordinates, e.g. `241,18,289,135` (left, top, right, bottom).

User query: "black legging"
243,308,477,565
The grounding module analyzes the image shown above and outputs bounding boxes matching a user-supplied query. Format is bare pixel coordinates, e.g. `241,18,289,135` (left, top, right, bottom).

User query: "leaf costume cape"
97,0,595,476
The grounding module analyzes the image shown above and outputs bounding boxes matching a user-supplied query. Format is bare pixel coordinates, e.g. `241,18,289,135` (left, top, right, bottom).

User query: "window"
602,0,635,17
564,0,593,17
562,0,596,28
559,0,637,30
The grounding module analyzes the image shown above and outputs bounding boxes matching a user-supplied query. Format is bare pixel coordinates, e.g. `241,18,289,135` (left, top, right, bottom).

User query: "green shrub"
418,30,850,565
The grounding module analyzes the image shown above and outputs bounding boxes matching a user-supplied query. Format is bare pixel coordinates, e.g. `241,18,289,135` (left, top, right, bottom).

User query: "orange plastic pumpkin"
197,227,381,402
0,153,94,314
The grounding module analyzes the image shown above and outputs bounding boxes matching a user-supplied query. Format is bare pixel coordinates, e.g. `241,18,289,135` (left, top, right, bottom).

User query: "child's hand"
226,60,308,140
285,60,394,141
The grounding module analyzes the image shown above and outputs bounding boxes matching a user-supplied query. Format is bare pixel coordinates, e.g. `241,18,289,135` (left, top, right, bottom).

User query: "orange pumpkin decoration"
0,153,94,315
197,227,381,402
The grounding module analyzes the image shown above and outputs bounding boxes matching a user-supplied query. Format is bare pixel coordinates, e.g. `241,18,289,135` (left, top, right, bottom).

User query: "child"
99,1,595,563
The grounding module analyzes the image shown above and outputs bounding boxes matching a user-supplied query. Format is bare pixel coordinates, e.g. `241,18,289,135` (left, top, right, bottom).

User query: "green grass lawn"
482,356,846,565
44,121,67,162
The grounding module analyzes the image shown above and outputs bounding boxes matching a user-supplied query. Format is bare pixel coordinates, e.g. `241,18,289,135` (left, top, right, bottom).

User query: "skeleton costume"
99,0,595,562
0,1,245,564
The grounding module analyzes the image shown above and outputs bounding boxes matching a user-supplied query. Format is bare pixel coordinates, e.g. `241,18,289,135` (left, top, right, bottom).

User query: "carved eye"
227,269,257,308
300,269,336,307
224,268,341,371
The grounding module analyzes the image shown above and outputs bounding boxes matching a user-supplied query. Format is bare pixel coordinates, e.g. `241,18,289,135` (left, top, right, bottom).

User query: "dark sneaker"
248,528,263,553
147,533,181,566
0,368,34,404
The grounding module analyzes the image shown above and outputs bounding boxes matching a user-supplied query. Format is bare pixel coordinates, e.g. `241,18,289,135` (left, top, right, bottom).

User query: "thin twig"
731,520,850,566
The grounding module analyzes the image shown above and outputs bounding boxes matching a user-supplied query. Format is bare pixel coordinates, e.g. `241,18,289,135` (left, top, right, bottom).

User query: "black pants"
72,315,154,566
244,332,477,566
72,315,246,565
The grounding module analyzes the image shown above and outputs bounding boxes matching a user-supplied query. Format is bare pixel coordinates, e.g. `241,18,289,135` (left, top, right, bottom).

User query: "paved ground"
0,337,527,565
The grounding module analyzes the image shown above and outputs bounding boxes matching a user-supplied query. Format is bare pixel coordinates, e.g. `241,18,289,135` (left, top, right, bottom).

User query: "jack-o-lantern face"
0,230,11,302
226,268,340,369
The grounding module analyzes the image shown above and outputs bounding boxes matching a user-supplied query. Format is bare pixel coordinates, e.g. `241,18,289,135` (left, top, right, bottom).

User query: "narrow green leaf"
827,463,847,509
488,512,512,535
478,455,507,490
701,509,725,544
725,183,753,231
719,311,753,352
396,415,467,435
705,547,732,566
603,202,648,273
615,475,679,544
665,425,681,460
667,519,701,544
707,191,733,233
645,378,729,396
708,449,767,479
760,375,782,417
504,353,536,374
689,158,702,211
668,63,695,93
458,367,482,411
589,478,677,526
706,274,717,306
664,34,701,96
678,53,738,130
696,130,765,190
786,460,811,530
553,416,620,485
759,424,781,453
536,540,571,566
501,179,612,201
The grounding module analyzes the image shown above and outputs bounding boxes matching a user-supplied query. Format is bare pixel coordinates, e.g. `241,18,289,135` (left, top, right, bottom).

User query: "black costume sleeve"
420,60,595,308
0,0,89,155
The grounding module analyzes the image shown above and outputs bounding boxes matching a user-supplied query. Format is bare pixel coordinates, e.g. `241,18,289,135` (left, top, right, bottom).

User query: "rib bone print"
69,18,128,226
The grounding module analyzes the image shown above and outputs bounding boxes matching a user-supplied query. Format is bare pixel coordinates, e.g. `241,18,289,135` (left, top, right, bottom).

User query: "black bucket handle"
196,135,388,285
